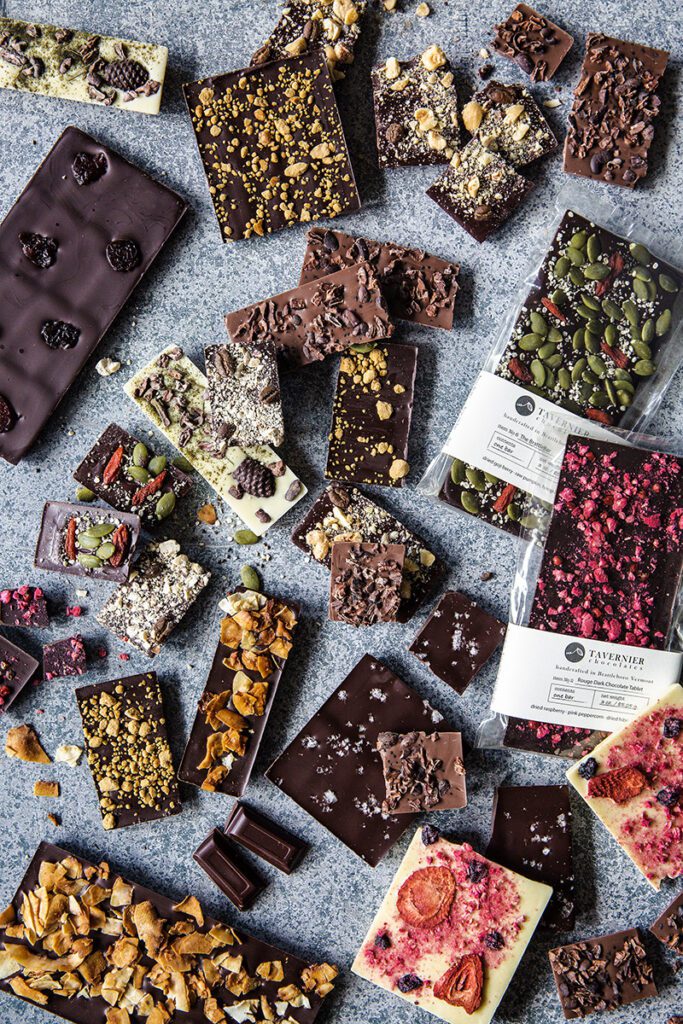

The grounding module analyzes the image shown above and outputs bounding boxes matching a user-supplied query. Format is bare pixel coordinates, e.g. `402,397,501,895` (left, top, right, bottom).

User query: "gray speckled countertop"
0,1,682,1022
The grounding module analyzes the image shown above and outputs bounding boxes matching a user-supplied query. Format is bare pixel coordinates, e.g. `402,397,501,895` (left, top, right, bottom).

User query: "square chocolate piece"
251,0,366,82
43,635,86,681
0,586,49,628
409,591,506,695
329,541,405,625
35,501,141,582
548,930,657,1019
377,731,466,812
266,654,446,866
326,342,417,487
565,34,668,188
206,340,283,449
0,635,39,712
492,4,573,81
372,46,461,168
468,81,558,166
184,49,359,242
651,891,683,955
427,140,534,243
487,785,575,930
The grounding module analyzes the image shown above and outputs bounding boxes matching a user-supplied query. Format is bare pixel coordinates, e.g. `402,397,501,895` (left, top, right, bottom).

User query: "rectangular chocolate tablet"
548,929,657,1018
468,81,558,166
0,17,167,113
329,541,405,625
43,635,86,680
0,125,186,465
206,340,284,449
487,785,575,930
493,5,574,82
178,589,299,795
650,891,683,954
377,730,467,812
34,501,141,582
226,263,394,368
565,34,668,187
0,840,339,1024
292,482,442,621
0,635,39,711
300,228,460,329
193,828,265,911
266,653,447,866
76,671,181,830
73,422,193,526
225,801,308,873
0,586,49,628
251,0,366,82
326,342,417,486
184,49,359,242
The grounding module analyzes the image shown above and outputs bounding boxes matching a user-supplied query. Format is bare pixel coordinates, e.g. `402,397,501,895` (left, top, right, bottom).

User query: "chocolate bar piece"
266,654,446,866
194,828,265,911
73,422,193,526
438,459,549,536
300,227,460,329
206,341,284,449
184,49,359,242
76,671,180,830
34,501,141,582
467,81,558,166
0,17,167,113
226,264,394,368
651,891,683,954
371,46,461,168
251,0,366,81
487,785,575,930
0,586,49,628
96,539,210,657
225,801,308,873
565,34,668,187
292,482,441,621
409,590,506,695
326,342,417,487
0,635,39,711
0,841,339,1023
43,635,86,681
427,140,534,243
548,930,657,1018
492,4,574,81
178,589,299,795
0,125,185,465
377,730,467,813
330,541,405,625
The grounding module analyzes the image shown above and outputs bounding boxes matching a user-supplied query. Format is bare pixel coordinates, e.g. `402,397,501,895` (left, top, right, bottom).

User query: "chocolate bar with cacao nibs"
251,0,366,82
548,930,657,1018
377,730,467,812
468,81,558,166
35,501,141,583
0,635,39,712
492,4,574,82
43,635,86,681
205,340,284,449
329,542,405,626
0,586,49,628
73,422,192,526
650,890,683,954
226,263,394,368
299,228,460,329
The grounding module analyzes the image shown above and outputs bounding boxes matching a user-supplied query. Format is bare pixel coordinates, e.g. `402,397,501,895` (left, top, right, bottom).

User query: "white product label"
491,623,682,731
443,373,618,504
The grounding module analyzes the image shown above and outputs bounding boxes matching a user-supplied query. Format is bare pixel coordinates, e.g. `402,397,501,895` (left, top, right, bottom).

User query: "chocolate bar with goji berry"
34,501,141,583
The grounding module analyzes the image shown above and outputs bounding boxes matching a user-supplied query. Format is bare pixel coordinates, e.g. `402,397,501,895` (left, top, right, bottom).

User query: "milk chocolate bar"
549,930,657,1018
329,541,404,626
651,891,683,955
225,802,308,874
377,730,467,813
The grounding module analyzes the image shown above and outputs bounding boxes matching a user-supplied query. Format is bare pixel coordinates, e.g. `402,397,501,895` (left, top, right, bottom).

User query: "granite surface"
0,1,682,1023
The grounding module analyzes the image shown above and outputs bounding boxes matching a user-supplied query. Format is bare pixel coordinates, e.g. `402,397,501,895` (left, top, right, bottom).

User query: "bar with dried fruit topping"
650,890,683,955
34,501,141,582
183,49,359,242
377,731,467,812
206,340,284,449
0,585,49,628
251,0,366,82
352,826,552,1022
178,589,299,796
329,541,405,625
567,684,683,889
463,81,558,166
492,4,573,82
299,227,460,329
0,635,39,712
565,34,668,187
43,635,86,680
0,841,339,1023
0,17,167,113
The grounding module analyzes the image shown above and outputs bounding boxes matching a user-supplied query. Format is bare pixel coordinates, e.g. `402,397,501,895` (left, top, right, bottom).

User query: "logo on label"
564,642,586,663
515,395,535,417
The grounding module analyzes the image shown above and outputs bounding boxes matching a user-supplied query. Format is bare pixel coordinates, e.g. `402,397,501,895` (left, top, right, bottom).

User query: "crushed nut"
197,503,217,524
389,459,410,481
55,744,83,767
416,1,430,15
462,100,484,133
421,44,446,71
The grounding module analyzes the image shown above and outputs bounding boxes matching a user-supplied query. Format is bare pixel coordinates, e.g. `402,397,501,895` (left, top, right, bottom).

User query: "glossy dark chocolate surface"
0,633,39,711
193,827,266,910
225,801,308,874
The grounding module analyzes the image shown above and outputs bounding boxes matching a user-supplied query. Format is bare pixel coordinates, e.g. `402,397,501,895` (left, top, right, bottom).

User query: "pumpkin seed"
77,553,103,570
602,299,623,320
581,292,601,311
630,324,642,343
450,459,466,485
656,309,672,336
75,486,95,502
148,455,167,475
584,262,610,281
558,368,571,390
155,492,176,520
538,342,557,360
519,333,544,351
240,565,261,592
530,359,546,386
460,492,480,516
484,473,499,485
554,256,571,279
576,304,593,320
172,456,193,472
570,230,587,249
632,266,652,282
589,391,609,408
234,529,259,545
633,277,650,302
604,323,617,346
350,342,376,354
529,312,548,337
571,358,587,383
544,368,556,389
584,333,600,354
633,359,656,377
582,369,599,385
545,353,563,370
128,465,150,484
567,246,585,266
548,327,563,343
465,467,486,491
578,380,595,402
632,341,652,360
520,513,541,530
88,522,116,538
568,267,586,287
641,318,655,343
605,380,618,406
614,369,633,382
615,378,634,392
587,234,601,261
622,300,639,326
96,542,116,560
629,242,651,265
77,532,100,550
616,389,633,407
507,503,521,522
647,279,657,302
572,328,585,351
587,355,607,377
659,273,679,293
132,442,149,467
563,399,583,415
550,289,567,308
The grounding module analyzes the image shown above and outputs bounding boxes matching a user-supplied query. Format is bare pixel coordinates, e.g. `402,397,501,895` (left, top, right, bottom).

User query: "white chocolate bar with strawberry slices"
352,827,552,1024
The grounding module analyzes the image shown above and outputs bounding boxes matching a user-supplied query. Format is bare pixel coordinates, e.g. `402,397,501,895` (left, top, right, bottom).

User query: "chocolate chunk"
548,930,657,1018
493,4,573,81
0,585,49,628
651,891,683,954
193,828,265,911
43,635,86,680
377,730,466,813
224,801,308,873
329,541,405,626
0,635,39,712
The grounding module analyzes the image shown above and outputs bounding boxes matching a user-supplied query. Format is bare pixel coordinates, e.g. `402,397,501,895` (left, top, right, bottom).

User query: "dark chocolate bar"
492,5,573,82
329,541,405,625
251,0,366,82
43,635,86,680
193,828,265,911
225,801,308,874
650,890,683,954
35,501,141,582
0,634,39,711
468,81,558,166
0,125,185,464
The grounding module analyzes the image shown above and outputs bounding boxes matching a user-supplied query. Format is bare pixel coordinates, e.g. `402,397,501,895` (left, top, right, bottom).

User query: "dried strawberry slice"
396,867,455,930
64,517,77,562
131,470,167,506
587,765,647,804
109,524,129,568
103,445,124,484
541,297,567,322
434,954,484,1014
492,483,517,514
508,357,532,383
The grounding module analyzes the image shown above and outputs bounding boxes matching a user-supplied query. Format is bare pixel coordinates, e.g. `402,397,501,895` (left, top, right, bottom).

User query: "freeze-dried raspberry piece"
587,765,647,804
396,867,455,929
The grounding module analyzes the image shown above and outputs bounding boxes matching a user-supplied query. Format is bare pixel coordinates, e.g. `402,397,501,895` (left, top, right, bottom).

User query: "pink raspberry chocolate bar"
0,586,49,629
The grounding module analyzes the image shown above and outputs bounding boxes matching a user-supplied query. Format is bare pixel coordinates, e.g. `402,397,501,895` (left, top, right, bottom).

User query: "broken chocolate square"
0,636,39,712
0,586,49,629
492,5,574,82
42,635,86,681
329,541,405,626
377,730,467,812
651,890,683,955
467,80,558,166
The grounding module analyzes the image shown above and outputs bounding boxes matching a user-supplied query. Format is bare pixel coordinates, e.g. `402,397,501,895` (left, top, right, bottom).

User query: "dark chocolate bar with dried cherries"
73,422,192,525
251,0,366,83
492,4,574,82
34,501,141,582
300,228,460,329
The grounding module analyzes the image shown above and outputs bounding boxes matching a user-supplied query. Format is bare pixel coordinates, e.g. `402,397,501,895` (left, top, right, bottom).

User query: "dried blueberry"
72,151,108,186
397,974,422,993
656,787,680,809
484,931,504,950
421,824,440,846
577,757,598,780
18,232,58,269
663,717,682,739
0,396,14,433
106,239,142,273
467,860,488,883
374,932,391,950
40,320,80,350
